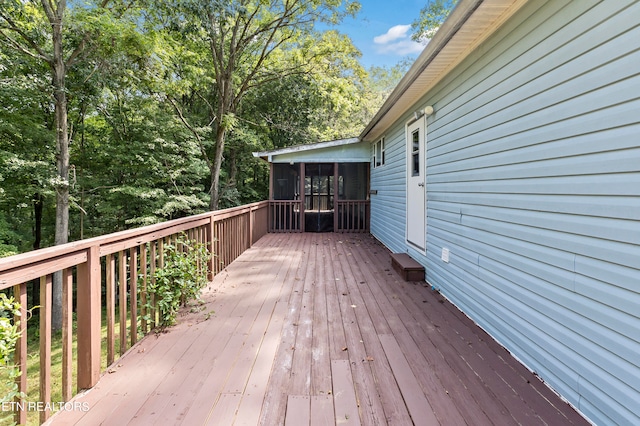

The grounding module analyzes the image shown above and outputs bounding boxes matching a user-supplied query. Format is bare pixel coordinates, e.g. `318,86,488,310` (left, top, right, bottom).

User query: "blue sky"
338,0,429,69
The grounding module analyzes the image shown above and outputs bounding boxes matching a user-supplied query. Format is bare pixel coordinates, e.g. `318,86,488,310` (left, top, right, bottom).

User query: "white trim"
253,137,360,160
373,136,386,168
360,0,527,143
405,115,427,254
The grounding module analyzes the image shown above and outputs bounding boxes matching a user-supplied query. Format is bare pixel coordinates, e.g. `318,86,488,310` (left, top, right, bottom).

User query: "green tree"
154,0,361,210
216,28,367,206
77,92,209,233
0,46,56,253
411,0,458,42
0,0,142,331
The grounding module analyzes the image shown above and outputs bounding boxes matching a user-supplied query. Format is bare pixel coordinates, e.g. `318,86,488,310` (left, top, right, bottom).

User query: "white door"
407,118,425,250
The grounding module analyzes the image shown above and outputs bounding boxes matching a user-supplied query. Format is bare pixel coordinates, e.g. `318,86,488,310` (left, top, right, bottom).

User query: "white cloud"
373,24,427,56
373,24,412,44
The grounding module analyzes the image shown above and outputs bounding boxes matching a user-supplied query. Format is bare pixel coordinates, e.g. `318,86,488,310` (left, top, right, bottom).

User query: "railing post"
77,245,101,390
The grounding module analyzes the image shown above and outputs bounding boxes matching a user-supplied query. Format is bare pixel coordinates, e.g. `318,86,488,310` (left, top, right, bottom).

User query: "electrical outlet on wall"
441,248,450,263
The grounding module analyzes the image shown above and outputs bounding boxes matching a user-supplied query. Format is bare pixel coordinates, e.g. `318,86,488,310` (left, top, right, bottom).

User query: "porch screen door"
407,118,425,250
304,163,334,232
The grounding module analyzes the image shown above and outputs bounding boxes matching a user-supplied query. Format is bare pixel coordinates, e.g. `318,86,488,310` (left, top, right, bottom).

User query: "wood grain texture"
48,233,589,426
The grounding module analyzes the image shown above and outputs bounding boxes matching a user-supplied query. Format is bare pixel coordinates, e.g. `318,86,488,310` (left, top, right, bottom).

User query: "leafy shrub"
142,235,211,328
0,292,24,406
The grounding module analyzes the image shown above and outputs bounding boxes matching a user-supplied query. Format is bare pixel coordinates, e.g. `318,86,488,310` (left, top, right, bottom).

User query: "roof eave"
360,0,527,142
253,137,360,162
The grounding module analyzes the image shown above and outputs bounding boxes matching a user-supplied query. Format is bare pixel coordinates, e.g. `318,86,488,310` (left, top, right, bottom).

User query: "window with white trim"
373,137,385,168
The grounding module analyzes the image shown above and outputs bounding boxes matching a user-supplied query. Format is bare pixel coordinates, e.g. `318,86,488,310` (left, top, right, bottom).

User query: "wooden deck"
46,233,588,425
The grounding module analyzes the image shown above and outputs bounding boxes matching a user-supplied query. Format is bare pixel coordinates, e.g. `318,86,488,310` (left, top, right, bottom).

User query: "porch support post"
76,245,101,390
299,162,305,233
366,164,371,231
333,162,339,232
268,162,274,233
269,162,274,201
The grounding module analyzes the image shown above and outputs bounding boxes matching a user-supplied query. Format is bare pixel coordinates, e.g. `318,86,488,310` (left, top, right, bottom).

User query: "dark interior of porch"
270,162,370,233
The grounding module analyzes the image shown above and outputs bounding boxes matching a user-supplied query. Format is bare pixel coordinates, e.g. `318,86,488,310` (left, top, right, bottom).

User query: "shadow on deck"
47,233,588,425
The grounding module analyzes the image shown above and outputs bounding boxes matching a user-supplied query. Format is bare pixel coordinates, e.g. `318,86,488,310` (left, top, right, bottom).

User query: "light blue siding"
268,141,370,163
369,126,407,253
370,1,640,424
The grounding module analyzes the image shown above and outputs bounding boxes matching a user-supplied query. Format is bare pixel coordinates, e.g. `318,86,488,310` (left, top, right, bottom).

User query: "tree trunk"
209,125,226,211
33,193,43,250
51,6,69,333
209,164,218,211
228,149,237,189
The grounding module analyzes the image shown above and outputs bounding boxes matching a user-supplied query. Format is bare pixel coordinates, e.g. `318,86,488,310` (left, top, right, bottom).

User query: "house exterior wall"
370,1,640,424
369,124,408,253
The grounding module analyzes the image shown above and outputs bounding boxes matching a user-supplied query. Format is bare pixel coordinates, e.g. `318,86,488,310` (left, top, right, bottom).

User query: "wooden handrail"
0,201,268,425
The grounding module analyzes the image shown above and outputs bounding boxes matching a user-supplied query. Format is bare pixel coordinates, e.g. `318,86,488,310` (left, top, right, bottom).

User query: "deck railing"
335,200,370,233
0,201,268,425
268,200,369,233
269,200,302,232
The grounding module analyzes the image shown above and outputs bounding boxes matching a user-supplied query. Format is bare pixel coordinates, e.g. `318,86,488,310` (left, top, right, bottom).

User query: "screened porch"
254,138,372,233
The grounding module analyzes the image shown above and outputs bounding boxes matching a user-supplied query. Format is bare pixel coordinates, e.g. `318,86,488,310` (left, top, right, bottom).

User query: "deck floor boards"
46,233,589,426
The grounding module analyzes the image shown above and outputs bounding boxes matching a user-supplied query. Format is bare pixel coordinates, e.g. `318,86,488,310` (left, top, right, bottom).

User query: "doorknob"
418,182,425,187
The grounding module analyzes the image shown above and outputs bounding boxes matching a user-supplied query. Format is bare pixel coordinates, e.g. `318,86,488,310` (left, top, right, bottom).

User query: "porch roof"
253,137,369,163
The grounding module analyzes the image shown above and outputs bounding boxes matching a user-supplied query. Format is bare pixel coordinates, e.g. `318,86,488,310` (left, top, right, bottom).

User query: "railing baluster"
130,247,138,346
150,242,157,330
140,243,148,335
351,202,355,231
13,282,27,425
106,253,115,365
62,268,73,401
225,218,228,261
39,274,52,423
207,217,214,281
225,219,229,266
118,250,127,356
219,220,224,269
333,200,369,233
267,200,305,232
156,239,165,327
196,226,202,275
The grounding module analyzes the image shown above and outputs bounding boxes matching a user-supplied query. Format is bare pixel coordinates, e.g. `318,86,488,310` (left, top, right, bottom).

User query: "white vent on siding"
441,248,450,263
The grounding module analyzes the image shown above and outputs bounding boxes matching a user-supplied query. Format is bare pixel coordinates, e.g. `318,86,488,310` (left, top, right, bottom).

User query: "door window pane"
412,129,420,176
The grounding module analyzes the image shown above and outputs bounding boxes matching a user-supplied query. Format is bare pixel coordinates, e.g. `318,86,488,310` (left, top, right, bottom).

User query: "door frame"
405,115,426,252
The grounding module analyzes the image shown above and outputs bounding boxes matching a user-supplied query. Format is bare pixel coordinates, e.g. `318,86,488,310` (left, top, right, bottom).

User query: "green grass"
1,308,145,426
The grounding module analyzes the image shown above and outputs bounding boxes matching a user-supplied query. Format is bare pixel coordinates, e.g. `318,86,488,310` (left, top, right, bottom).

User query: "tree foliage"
150,0,363,210
0,292,23,405
0,0,145,330
411,0,458,42
0,0,396,258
